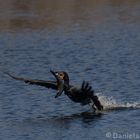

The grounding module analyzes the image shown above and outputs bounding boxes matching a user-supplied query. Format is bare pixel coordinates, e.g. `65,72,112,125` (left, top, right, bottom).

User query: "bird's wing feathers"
5,72,58,90
81,81,103,110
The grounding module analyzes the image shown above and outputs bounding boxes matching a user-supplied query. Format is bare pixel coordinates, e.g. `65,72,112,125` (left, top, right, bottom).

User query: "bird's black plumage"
5,72,59,90
52,71,103,111
5,71,103,111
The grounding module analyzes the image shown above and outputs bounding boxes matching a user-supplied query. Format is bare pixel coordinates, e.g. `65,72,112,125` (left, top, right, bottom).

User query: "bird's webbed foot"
91,95,103,111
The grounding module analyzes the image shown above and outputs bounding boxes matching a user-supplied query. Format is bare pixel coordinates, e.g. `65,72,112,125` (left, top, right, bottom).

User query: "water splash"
96,93,140,111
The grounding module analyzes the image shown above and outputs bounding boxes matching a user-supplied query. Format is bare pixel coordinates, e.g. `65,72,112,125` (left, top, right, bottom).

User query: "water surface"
0,0,140,140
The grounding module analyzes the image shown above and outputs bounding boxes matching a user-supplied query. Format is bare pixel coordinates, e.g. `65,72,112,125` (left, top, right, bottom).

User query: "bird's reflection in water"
80,111,103,124
50,111,103,130
49,111,103,125
23,111,103,129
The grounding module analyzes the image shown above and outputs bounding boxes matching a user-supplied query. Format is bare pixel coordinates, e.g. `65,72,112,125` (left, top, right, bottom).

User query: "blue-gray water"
0,0,140,140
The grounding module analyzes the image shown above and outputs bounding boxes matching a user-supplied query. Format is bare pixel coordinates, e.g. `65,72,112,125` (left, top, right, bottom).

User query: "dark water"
0,0,140,140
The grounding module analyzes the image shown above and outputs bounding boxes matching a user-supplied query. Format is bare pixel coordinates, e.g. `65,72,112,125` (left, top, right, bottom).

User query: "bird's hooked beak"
50,70,64,98
50,70,57,78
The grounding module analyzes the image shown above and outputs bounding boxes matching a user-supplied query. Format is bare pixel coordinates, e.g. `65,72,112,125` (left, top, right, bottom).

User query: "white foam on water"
96,93,140,111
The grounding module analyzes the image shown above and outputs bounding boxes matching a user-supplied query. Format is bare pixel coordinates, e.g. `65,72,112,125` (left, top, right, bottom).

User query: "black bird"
5,71,103,111
50,71,103,111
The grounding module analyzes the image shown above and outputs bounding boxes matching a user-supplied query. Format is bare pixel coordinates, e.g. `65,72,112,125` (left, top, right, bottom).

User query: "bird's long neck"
64,80,69,89
63,72,70,90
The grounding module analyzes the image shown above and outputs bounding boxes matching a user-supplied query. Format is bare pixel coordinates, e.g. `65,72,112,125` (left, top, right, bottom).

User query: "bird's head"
50,70,69,81
54,71,65,80
50,70,70,98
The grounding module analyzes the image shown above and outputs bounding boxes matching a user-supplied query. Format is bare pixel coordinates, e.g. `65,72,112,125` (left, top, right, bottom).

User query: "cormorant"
5,70,103,111
50,70,103,111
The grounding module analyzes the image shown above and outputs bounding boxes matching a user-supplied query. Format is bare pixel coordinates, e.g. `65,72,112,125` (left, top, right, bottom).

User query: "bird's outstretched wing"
81,81,103,111
5,72,58,90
